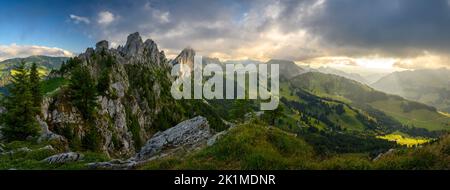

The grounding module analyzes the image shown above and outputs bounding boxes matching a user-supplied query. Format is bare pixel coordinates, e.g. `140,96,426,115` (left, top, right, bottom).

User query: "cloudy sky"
1,0,450,71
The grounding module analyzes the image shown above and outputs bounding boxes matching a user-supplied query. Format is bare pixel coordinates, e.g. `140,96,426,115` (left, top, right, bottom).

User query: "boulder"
135,116,213,160
43,152,83,164
373,149,396,161
87,159,138,169
38,145,55,152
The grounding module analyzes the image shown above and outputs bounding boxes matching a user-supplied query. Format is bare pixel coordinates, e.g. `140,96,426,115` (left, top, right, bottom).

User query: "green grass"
141,122,316,170
41,77,69,94
372,135,450,170
140,121,450,170
370,99,450,131
280,82,300,102
2,123,449,170
0,141,109,170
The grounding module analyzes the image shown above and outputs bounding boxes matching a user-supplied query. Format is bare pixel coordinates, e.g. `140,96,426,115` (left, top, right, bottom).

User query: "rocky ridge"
39,32,192,157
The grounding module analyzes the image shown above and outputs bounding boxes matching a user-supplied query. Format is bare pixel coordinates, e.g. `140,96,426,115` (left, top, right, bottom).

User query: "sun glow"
354,57,397,70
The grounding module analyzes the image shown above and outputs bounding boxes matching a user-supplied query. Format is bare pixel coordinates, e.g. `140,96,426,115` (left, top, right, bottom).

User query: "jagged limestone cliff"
40,32,225,157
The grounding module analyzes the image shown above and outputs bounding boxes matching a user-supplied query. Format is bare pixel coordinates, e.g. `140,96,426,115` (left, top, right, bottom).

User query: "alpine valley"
0,32,449,170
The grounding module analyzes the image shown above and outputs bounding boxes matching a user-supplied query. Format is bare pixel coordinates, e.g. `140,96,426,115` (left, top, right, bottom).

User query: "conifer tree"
29,62,42,108
68,65,98,120
1,62,40,141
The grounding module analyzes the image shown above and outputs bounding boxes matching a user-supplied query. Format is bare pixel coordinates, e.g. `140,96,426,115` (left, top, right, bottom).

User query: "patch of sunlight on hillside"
377,134,432,147
439,111,450,118
370,99,450,131
10,68,48,77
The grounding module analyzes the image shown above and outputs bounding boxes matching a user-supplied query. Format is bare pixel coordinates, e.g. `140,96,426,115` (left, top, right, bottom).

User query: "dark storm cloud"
76,0,450,62
302,0,450,56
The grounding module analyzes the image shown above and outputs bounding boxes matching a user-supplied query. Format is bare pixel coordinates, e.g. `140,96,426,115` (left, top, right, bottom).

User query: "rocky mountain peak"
171,47,196,69
266,59,306,79
95,40,109,52
122,32,144,57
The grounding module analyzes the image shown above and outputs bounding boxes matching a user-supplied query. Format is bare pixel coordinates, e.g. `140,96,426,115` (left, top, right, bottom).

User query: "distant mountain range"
315,66,368,84
372,69,450,112
293,72,450,132
0,55,69,86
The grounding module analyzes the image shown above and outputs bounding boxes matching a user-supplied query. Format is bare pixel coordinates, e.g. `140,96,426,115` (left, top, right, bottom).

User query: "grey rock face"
36,116,67,144
95,40,109,52
123,32,144,57
85,47,95,58
87,159,138,169
373,148,396,161
144,39,161,65
135,116,213,160
40,32,206,157
43,152,83,164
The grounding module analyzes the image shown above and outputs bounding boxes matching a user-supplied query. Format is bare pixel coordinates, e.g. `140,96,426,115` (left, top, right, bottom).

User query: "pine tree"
29,62,42,108
263,104,284,125
68,65,98,120
97,69,110,96
1,62,40,141
230,100,252,120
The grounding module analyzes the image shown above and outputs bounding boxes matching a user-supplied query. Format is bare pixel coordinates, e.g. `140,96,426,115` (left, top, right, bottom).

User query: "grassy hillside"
291,72,450,132
1,121,447,170
142,123,316,170
0,55,69,87
279,80,377,132
140,121,450,170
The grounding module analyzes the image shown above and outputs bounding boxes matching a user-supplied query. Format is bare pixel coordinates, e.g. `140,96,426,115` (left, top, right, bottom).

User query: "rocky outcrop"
43,152,83,164
87,116,219,169
95,40,109,52
38,32,184,157
122,32,144,57
36,116,67,144
116,32,165,66
373,148,396,161
39,32,225,159
135,116,213,160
